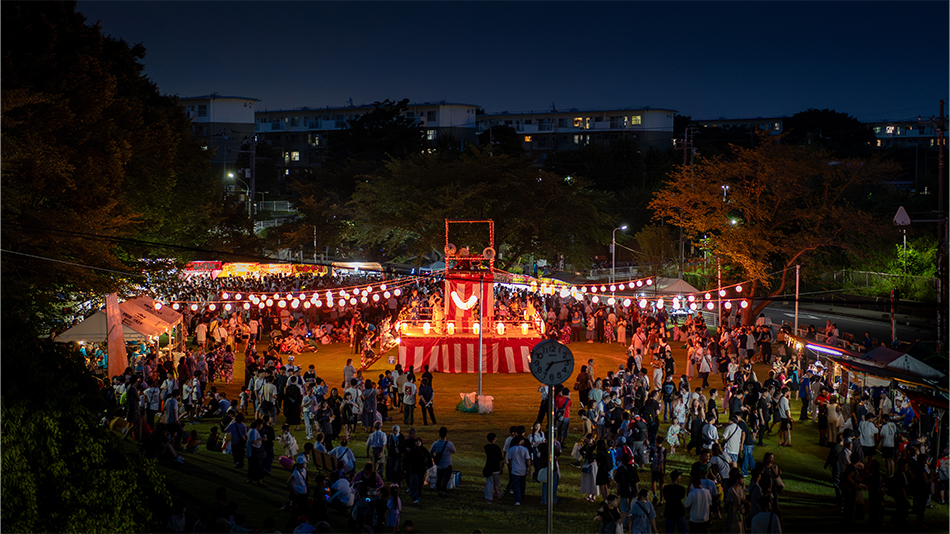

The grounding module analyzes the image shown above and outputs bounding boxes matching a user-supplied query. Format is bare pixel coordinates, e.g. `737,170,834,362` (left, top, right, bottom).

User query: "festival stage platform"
397,334,539,374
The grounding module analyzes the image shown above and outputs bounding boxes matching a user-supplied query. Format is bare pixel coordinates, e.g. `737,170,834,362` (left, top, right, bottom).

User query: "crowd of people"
85,270,947,533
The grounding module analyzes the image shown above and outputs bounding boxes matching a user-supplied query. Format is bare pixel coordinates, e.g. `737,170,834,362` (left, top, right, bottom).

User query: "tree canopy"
348,146,611,269
1,315,172,532
649,134,900,323
1,1,220,325
782,108,877,158
326,98,427,171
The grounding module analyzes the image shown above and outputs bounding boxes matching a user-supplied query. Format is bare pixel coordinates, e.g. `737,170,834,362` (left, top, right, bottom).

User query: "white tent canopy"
57,296,182,345
57,311,151,343
861,346,946,380
654,277,701,296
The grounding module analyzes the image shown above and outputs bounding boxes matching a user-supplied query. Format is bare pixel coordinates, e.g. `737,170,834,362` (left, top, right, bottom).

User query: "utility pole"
238,136,258,217
920,101,948,350
249,136,257,217
675,126,696,280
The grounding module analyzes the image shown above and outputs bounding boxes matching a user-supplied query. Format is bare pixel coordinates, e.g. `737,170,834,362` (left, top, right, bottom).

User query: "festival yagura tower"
397,220,539,373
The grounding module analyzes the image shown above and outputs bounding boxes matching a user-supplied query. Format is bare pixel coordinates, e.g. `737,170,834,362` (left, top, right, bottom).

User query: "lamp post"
611,225,627,285
228,172,252,218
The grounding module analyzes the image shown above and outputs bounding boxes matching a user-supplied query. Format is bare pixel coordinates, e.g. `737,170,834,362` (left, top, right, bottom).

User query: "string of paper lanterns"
154,268,757,315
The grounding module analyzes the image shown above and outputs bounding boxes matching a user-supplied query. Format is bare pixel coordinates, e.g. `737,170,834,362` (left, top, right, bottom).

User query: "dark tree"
326,98,427,170
1,1,220,326
476,125,525,157
1,315,172,532
348,146,611,269
783,108,877,158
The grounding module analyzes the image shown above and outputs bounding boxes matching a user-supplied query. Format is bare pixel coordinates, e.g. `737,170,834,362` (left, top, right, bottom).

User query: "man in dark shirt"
707,389,720,423
419,378,436,426
729,389,745,420
662,377,676,423
763,371,780,392
643,391,662,445
631,417,649,465
738,414,755,476
756,390,772,446
421,365,434,389
663,470,688,534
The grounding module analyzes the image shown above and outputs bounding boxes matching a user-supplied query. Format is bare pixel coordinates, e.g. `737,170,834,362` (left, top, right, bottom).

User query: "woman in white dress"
578,433,599,501
826,397,841,441
686,341,697,380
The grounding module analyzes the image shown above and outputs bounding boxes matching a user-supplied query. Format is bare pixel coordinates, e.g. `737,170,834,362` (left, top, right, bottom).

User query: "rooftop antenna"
347,97,353,107
551,102,557,111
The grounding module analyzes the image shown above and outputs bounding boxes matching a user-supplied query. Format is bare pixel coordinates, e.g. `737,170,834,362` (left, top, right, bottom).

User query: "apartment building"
694,116,785,134
179,93,259,167
475,106,677,161
867,118,944,148
695,115,947,149
254,101,479,172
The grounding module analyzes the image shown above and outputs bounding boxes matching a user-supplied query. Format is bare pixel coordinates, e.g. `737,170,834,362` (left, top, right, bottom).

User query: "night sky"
76,1,948,120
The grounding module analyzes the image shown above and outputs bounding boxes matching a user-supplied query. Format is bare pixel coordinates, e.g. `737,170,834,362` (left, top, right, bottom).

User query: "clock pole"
477,277,484,397
547,384,555,534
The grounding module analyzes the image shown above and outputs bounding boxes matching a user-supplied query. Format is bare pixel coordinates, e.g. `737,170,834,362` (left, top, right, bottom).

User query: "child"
386,483,402,532
185,429,201,453
279,423,299,458
238,386,249,415
666,420,688,455
650,435,667,505
206,427,223,452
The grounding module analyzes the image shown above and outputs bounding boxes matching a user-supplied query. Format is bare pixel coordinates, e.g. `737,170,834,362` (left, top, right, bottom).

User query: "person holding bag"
483,433,504,503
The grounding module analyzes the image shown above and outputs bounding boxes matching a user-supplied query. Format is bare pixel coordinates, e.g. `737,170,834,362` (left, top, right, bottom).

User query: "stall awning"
118,297,181,336
120,296,182,330
827,355,947,392
57,311,151,343
900,388,950,411
785,333,865,359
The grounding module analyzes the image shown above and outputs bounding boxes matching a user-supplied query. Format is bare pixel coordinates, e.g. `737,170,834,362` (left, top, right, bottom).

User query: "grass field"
156,338,949,533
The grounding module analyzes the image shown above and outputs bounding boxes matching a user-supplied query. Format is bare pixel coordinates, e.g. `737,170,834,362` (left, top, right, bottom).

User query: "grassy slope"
158,338,948,533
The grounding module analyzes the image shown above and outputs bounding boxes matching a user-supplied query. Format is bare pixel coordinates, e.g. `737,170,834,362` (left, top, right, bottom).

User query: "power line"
2,221,322,266
1,249,146,278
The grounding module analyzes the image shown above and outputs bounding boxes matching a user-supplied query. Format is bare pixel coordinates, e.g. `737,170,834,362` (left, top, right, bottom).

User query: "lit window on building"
574,135,580,144
773,122,781,131
524,136,532,143
630,115,642,125
574,117,583,127
886,126,895,134
427,129,437,140
291,151,300,161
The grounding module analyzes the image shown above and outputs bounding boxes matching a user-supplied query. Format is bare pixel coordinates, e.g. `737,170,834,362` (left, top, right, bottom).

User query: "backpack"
555,400,567,422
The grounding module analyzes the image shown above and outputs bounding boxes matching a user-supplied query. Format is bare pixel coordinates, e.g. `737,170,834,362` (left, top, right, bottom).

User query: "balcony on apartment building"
478,117,643,135
256,114,446,134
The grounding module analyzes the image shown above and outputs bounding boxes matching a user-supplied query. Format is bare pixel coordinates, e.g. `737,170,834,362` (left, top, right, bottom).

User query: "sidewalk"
768,300,934,330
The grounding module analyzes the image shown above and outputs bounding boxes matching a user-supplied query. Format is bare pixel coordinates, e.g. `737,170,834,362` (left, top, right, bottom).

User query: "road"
758,300,936,345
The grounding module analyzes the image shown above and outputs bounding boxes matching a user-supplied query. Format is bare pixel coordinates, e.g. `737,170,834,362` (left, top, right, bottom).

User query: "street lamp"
721,184,730,201
227,172,252,218
611,225,628,285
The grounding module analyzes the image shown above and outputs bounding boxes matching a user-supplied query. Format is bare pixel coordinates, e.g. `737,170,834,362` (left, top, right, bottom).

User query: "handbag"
571,443,584,461
773,475,785,491
537,467,548,481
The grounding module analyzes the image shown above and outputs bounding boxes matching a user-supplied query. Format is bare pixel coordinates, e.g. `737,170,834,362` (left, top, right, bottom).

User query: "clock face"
529,340,575,385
